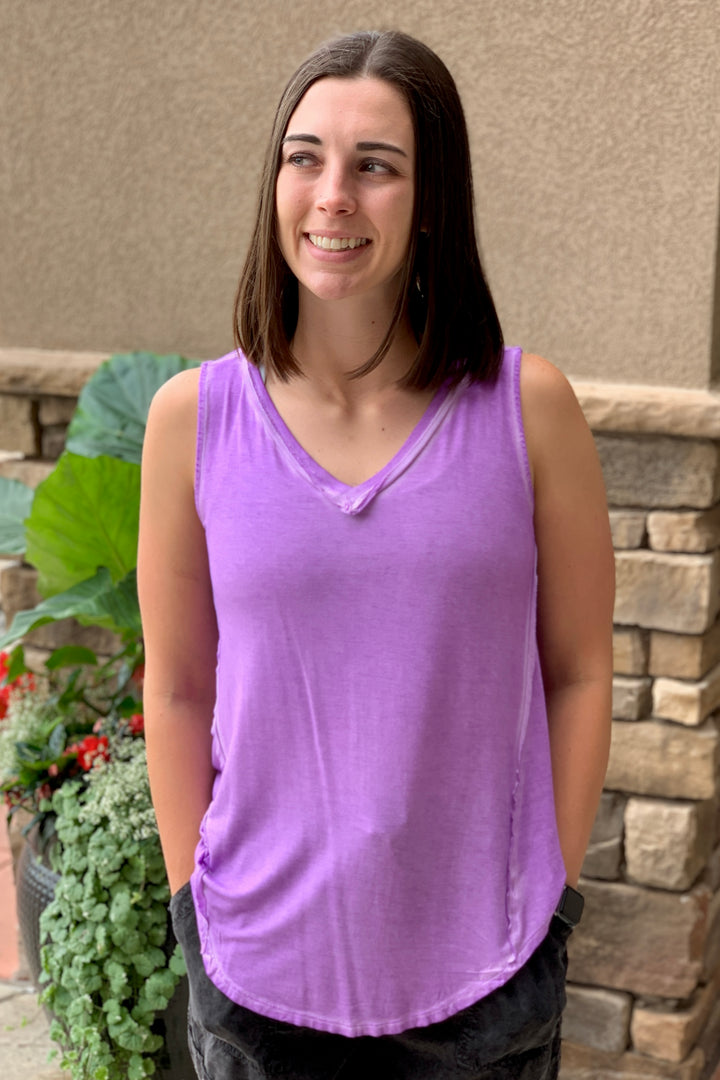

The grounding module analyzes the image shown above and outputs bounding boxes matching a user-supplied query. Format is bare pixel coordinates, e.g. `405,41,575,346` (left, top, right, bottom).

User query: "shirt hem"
196,899,562,1038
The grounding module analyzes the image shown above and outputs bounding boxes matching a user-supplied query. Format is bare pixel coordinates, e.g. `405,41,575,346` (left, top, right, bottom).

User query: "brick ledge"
0,348,109,396
570,379,720,439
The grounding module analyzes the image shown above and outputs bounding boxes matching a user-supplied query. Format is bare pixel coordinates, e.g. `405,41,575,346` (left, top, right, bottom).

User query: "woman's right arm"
137,368,218,895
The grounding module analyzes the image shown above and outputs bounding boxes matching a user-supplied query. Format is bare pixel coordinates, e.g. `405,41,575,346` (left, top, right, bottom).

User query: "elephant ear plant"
0,350,200,646
0,352,201,1080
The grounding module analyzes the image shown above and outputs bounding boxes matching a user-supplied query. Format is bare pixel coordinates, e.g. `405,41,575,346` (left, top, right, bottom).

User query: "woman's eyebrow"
356,141,407,157
282,133,322,145
282,134,407,157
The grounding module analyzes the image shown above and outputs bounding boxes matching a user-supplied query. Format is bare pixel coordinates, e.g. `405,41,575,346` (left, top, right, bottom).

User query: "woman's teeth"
308,234,369,251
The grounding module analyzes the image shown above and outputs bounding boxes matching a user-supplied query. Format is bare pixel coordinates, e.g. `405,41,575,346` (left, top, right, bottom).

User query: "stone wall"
562,383,720,1079
1,350,720,1077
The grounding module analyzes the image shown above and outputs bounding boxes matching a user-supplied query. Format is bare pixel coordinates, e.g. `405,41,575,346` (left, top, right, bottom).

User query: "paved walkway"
0,820,65,1079
0,982,65,1079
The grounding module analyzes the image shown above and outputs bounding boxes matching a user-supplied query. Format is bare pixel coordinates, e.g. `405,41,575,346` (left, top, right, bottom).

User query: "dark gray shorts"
170,882,570,1080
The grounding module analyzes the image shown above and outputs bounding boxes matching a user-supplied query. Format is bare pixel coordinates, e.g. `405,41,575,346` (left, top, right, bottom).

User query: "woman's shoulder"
145,367,203,462
150,365,202,413
519,351,585,426
518,351,575,401
517,351,594,479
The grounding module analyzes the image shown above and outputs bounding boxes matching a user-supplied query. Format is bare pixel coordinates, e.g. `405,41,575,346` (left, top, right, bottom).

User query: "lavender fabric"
190,347,566,1037
170,879,569,1079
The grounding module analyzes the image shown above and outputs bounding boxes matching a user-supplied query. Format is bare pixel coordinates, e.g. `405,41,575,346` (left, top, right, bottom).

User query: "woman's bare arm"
521,354,615,887
137,368,218,895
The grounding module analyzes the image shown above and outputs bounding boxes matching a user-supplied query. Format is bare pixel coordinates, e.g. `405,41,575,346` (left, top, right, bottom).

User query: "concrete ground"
1,820,64,1079
0,981,65,1079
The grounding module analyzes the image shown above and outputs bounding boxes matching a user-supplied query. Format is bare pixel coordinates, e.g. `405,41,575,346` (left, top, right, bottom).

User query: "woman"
138,29,614,1080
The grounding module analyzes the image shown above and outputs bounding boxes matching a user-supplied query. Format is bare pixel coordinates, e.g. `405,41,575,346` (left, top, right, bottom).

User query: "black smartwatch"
554,884,584,928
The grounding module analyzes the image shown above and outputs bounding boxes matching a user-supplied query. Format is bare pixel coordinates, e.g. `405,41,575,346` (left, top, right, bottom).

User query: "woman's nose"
316,166,356,216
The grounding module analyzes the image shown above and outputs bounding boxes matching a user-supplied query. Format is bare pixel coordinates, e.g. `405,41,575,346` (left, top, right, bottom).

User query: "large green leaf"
0,568,141,648
66,351,201,464
25,452,140,598
0,477,34,555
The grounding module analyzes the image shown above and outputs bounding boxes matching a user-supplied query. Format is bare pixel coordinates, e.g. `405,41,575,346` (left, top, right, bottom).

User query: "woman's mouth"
307,234,370,251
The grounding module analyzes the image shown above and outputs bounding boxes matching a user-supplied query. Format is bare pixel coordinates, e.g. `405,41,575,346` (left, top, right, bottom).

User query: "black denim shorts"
169,882,570,1080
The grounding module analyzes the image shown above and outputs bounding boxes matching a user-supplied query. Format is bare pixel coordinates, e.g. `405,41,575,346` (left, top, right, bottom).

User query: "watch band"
554,884,584,927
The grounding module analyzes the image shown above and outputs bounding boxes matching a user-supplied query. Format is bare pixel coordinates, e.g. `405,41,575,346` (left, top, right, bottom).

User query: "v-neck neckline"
246,359,462,515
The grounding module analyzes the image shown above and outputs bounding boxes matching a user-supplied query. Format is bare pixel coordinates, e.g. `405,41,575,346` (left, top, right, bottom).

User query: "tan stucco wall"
2,0,718,387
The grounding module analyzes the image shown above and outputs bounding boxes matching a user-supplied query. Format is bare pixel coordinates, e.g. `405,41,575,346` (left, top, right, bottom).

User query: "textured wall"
1,0,718,386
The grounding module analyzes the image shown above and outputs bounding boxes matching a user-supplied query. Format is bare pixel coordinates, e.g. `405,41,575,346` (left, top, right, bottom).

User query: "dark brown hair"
234,30,503,389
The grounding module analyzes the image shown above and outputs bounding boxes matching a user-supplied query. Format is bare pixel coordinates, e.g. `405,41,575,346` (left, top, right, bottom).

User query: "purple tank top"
191,347,566,1036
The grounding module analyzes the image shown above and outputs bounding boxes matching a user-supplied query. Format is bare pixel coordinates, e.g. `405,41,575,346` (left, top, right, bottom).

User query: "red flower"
0,654,36,719
128,713,144,736
71,735,110,771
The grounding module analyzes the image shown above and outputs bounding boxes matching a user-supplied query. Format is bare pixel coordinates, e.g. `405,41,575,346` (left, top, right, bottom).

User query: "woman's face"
275,76,416,308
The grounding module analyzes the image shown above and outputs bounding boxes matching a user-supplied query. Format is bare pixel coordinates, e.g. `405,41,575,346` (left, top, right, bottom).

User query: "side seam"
508,347,535,513
194,361,210,523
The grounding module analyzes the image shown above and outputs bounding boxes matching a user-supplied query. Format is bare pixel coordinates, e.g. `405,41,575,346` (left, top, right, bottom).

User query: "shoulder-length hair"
234,30,503,389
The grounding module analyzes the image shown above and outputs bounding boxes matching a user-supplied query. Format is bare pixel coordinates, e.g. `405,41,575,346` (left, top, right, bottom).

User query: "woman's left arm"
521,353,615,888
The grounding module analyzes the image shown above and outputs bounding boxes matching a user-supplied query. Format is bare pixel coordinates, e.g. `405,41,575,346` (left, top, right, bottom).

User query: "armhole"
508,348,535,513
194,362,210,523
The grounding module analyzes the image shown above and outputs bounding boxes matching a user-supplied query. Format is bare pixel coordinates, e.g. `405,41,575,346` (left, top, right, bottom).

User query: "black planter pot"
15,836,59,988
15,834,194,1079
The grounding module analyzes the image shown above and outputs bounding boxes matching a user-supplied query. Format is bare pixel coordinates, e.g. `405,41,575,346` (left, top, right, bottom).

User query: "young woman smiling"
138,29,614,1080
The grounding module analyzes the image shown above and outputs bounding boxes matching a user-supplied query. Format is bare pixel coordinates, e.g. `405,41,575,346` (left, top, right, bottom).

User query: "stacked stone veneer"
560,383,720,1080
1,352,720,1077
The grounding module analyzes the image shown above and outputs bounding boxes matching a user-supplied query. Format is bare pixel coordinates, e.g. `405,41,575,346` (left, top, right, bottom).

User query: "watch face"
562,886,585,924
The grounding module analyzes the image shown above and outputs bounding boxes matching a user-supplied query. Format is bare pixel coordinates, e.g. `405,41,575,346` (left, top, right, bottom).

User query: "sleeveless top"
190,346,566,1037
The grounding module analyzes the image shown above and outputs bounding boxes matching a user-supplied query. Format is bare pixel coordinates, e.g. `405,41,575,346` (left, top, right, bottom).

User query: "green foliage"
0,569,141,650
0,351,195,647
66,351,201,464
25,452,140,598
0,641,144,839
0,477,34,555
40,748,185,1080
1,351,195,1076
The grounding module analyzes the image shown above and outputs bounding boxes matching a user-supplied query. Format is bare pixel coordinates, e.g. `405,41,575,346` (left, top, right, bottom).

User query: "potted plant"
0,351,201,1079
0,646,191,1079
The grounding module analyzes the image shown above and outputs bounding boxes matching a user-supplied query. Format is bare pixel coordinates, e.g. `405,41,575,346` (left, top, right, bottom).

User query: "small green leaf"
0,476,34,555
14,741,44,763
45,645,99,670
168,947,187,977
128,1055,150,1080
4,644,28,682
47,723,67,757
132,946,164,976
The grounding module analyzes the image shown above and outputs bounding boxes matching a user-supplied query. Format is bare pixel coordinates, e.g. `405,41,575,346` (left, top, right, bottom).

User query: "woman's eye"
286,152,316,167
360,160,393,175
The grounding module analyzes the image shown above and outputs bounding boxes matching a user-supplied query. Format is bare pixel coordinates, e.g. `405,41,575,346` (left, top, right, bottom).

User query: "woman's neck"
288,289,418,404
